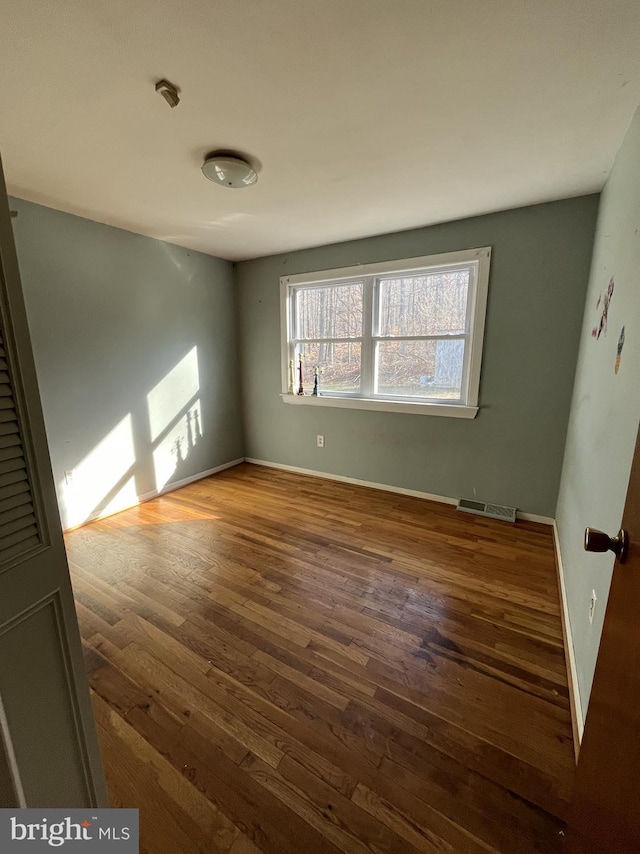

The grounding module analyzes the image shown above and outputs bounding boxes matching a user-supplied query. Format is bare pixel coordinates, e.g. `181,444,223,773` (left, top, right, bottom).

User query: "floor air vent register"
457,498,517,523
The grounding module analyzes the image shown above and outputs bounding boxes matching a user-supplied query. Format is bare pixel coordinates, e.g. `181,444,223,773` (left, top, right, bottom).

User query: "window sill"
279,394,478,419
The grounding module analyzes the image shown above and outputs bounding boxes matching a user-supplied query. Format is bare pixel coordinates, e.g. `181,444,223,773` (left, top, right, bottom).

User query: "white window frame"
280,247,491,419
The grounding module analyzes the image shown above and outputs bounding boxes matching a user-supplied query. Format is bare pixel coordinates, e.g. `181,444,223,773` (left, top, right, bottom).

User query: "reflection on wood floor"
67,462,574,853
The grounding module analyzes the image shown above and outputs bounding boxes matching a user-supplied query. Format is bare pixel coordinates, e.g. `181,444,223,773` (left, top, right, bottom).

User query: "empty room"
0,1,640,852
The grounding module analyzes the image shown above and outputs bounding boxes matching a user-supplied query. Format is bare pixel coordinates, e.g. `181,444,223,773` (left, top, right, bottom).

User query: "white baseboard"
135,457,246,505
64,458,245,531
553,520,584,755
516,511,555,525
245,457,459,505
244,458,554,524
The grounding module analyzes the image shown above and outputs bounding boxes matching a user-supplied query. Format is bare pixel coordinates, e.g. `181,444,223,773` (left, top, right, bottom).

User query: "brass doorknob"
584,527,629,563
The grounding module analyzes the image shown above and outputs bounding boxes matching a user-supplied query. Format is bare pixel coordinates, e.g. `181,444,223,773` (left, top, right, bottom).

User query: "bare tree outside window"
376,271,469,398
295,282,364,393
291,271,470,398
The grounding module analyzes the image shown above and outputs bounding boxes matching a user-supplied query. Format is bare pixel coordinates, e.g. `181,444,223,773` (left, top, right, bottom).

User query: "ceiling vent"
457,498,516,523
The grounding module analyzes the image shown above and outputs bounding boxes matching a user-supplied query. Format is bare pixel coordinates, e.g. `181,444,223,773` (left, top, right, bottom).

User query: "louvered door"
0,331,39,561
0,155,107,807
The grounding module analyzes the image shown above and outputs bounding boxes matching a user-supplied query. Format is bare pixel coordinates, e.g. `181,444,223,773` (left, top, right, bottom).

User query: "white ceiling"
1,1,640,262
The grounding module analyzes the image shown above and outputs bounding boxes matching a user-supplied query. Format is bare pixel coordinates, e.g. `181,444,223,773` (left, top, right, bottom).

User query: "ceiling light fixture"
202,154,258,188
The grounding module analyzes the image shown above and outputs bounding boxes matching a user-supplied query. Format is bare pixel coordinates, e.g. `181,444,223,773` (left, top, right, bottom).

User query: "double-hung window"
281,247,490,418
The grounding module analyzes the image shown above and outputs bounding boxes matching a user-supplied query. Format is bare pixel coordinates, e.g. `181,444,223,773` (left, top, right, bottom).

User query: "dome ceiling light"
202,153,258,188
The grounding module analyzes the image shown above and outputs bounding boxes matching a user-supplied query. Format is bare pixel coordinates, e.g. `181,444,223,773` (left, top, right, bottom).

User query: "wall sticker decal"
615,326,625,374
592,276,615,339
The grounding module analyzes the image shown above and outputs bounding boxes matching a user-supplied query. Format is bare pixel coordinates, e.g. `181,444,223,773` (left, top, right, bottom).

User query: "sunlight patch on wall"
147,347,200,442
152,402,202,491
100,477,138,520
62,414,135,528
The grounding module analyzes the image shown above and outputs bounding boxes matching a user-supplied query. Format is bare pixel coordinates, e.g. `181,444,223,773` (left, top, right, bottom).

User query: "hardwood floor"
66,463,575,853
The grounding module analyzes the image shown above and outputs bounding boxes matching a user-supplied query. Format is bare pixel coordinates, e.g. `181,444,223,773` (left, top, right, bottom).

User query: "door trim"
553,520,584,759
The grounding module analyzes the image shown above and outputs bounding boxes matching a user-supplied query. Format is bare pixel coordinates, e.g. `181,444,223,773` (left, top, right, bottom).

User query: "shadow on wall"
62,346,207,529
9,197,243,534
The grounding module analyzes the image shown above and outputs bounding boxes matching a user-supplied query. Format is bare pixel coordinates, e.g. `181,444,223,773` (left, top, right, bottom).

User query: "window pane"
296,283,363,339
298,342,361,394
378,270,469,337
376,339,465,399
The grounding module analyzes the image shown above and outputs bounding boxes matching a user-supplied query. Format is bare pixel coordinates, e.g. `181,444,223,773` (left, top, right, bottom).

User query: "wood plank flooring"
66,463,575,853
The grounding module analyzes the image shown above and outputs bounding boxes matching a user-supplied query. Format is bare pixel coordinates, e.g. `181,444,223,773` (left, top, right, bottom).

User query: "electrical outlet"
64,470,74,485
589,589,597,625
316,434,325,448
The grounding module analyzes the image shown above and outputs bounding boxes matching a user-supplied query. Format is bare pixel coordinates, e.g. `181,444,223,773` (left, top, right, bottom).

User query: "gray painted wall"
236,196,599,517
10,198,243,530
556,107,640,715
